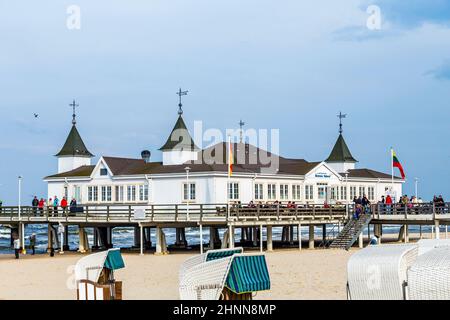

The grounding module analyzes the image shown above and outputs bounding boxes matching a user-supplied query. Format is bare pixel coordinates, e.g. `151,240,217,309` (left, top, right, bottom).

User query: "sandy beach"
0,232,434,300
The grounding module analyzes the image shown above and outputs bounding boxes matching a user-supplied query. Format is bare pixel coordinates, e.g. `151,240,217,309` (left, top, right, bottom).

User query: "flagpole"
227,135,231,220
391,147,394,198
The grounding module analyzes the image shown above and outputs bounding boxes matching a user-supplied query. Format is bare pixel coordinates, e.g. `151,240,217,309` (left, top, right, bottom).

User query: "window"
127,185,136,202
254,183,264,200
101,186,107,202
340,186,347,201
228,182,239,200
267,184,276,200
73,186,81,203
350,186,357,199
115,185,124,202
331,187,337,200
305,185,314,201
100,168,108,176
368,186,375,201
280,184,289,200
183,183,196,201
292,185,301,201
359,186,365,197
139,184,149,202
106,186,112,202
88,186,98,202
317,183,328,200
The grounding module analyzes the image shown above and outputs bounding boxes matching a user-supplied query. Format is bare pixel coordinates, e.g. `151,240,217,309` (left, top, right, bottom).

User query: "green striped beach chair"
179,253,270,300
179,247,244,283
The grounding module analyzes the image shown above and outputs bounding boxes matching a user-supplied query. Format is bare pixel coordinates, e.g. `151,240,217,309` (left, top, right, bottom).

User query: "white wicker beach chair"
417,239,450,256
347,244,418,300
179,256,234,300
178,247,243,283
408,247,450,300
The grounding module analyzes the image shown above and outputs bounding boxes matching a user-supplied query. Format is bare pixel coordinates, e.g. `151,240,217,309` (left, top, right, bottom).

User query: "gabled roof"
159,115,199,151
325,134,357,163
344,168,403,180
55,125,94,157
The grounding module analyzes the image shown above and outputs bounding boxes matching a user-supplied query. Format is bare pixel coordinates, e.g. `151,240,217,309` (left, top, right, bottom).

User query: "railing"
0,203,348,223
371,202,450,218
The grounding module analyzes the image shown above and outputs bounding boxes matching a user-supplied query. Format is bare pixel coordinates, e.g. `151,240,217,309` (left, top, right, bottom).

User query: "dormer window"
100,168,108,176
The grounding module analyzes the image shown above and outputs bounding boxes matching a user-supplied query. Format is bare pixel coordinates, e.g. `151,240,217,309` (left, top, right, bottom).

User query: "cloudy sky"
0,0,449,204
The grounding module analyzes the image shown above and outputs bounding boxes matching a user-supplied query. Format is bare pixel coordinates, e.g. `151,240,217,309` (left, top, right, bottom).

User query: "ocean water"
0,224,438,254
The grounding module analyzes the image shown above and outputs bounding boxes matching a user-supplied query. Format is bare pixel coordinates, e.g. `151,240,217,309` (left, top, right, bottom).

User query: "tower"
159,89,199,165
325,112,357,173
55,100,94,173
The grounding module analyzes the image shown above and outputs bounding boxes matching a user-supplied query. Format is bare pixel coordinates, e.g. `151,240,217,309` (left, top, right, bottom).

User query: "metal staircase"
329,213,372,250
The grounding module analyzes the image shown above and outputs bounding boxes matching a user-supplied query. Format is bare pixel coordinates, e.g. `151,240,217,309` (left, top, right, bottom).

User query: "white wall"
58,156,91,173
326,162,356,173
162,150,198,165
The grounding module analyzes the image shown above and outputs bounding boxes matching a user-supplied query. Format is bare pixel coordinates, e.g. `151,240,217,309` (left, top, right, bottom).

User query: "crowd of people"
31,195,78,216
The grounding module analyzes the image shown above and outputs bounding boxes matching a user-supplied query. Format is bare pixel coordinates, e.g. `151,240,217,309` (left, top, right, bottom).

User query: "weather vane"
69,99,79,125
337,111,347,134
176,88,188,115
239,119,245,143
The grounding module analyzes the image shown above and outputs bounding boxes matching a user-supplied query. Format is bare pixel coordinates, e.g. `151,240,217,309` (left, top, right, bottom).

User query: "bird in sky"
33,113,39,118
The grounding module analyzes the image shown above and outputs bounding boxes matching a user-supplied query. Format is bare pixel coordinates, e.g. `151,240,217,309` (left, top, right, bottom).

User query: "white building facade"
45,110,403,206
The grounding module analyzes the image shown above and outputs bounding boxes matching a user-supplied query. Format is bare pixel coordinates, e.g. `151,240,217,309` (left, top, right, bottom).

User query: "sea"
0,224,437,254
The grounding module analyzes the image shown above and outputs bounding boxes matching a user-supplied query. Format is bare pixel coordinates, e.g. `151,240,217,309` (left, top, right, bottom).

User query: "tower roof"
159,115,199,151
325,134,357,163
55,124,94,157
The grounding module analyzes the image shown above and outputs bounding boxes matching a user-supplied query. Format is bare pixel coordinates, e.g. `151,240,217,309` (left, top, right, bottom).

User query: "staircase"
329,214,372,250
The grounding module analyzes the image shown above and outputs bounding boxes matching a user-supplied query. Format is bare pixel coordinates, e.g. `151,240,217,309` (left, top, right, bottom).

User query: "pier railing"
0,203,348,224
371,202,450,219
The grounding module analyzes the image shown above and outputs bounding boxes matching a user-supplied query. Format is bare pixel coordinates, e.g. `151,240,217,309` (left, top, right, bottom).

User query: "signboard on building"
134,208,146,220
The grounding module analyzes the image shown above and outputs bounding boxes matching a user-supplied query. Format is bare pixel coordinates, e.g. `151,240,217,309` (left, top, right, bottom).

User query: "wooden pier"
0,202,448,255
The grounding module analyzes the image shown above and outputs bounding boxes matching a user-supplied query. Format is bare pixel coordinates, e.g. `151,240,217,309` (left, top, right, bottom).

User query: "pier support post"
78,227,88,253
199,224,204,254
358,231,363,248
134,226,141,248
404,225,409,243
209,227,215,249
228,225,234,249
260,225,263,253
252,227,258,247
267,226,273,252
322,224,326,243
63,226,70,251
140,225,144,256
309,225,314,249
47,225,53,252
106,227,112,249
19,223,24,251
155,227,162,255
298,224,302,250
435,220,440,240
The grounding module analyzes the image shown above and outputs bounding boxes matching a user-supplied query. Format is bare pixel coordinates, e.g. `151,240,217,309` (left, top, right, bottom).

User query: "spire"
55,101,93,157
326,112,356,163
159,90,198,151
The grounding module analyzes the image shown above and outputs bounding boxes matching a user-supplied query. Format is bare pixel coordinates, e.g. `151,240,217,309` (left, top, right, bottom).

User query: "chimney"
141,150,151,163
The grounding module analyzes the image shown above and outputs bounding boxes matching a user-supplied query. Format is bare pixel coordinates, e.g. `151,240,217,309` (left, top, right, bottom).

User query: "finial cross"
239,120,245,143
177,88,189,115
69,99,79,125
337,111,347,134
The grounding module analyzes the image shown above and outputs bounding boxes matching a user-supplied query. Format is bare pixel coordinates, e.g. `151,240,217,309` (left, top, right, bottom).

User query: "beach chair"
75,248,125,300
417,239,450,256
408,247,450,300
347,244,418,300
179,247,243,283
179,253,270,300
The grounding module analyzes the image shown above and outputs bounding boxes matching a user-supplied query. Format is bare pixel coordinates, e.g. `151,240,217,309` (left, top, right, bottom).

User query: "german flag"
228,138,233,177
392,149,406,179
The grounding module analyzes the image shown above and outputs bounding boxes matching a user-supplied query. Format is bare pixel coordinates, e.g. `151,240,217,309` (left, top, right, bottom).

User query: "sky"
0,0,449,204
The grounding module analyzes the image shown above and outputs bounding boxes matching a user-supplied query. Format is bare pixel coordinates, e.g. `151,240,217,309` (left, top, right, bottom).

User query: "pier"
0,202,449,255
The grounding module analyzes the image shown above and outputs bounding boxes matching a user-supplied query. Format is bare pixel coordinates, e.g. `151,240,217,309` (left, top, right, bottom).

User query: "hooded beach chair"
179,247,244,283
347,244,418,300
179,253,270,300
408,246,450,300
417,239,450,256
75,248,125,300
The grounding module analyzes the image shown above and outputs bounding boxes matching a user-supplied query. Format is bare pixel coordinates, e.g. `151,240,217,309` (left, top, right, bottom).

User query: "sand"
0,232,435,300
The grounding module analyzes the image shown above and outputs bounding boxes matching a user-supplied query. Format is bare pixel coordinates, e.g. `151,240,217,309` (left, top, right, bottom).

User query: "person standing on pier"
32,196,39,216
385,194,393,214
47,198,53,216
38,198,45,216
53,196,59,216
61,197,68,215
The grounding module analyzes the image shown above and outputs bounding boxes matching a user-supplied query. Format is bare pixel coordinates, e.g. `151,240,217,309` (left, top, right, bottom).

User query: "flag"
228,138,233,177
392,149,406,179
